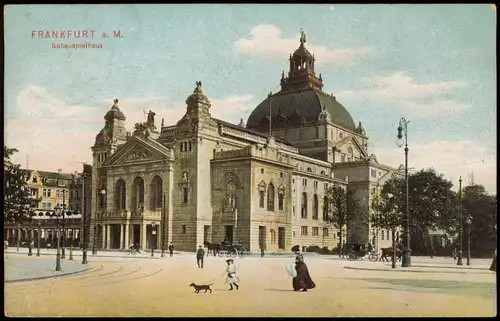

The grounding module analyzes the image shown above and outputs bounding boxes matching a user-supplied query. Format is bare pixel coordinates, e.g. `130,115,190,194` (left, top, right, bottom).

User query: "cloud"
329,5,335,11
373,140,497,194
5,85,258,174
235,24,373,66
336,71,468,117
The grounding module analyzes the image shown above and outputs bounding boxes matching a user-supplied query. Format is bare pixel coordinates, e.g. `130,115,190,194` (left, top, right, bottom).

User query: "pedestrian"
489,249,496,272
260,243,265,258
226,259,240,291
196,245,205,269
292,253,316,292
430,245,435,259
452,247,457,260
168,242,174,257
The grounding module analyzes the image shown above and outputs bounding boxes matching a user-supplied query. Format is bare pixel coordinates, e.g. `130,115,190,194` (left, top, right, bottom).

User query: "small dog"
189,282,213,294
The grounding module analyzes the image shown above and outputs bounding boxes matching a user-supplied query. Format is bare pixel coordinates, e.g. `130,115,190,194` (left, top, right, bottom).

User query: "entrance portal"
224,226,233,244
278,227,285,250
111,225,121,249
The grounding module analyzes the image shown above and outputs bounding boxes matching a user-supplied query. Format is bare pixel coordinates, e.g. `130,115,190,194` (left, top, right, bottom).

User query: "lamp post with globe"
396,117,411,268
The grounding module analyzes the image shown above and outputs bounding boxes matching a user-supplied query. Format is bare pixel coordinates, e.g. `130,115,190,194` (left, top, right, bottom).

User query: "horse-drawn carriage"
204,241,248,258
343,243,379,262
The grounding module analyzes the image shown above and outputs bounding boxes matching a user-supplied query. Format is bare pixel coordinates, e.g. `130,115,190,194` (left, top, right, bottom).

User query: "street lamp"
36,219,42,257
53,204,63,271
466,215,472,266
151,221,157,257
396,117,411,268
457,177,464,266
161,193,166,258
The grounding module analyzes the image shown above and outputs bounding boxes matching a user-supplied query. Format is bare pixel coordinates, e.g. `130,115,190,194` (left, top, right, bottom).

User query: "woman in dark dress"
292,253,316,292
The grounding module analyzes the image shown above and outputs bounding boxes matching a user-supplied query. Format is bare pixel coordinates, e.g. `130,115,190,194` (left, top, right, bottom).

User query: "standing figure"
260,243,265,258
197,245,205,269
292,254,316,292
168,242,174,257
490,249,497,272
452,247,457,260
226,259,240,291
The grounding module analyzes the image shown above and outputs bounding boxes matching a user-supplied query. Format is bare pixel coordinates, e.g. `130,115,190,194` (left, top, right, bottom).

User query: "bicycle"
126,248,138,255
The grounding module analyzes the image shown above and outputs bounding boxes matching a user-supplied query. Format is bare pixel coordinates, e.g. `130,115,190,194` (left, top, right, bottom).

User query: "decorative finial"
281,70,284,79
319,73,322,81
161,118,165,127
196,81,202,88
300,29,306,45
113,98,118,105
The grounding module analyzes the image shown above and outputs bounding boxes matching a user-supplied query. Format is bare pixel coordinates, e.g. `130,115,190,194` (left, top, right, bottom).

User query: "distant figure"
226,259,240,291
4,240,8,250
46,242,52,252
197,245,205,269
260,244,265,258
490,249,496,272
430,245,436,259
367,242,373,253
452,248,457,260
168,242,174,257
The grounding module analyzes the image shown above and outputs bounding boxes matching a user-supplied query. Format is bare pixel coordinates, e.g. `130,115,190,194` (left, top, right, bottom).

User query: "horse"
203,241,220,257
379,247,402,262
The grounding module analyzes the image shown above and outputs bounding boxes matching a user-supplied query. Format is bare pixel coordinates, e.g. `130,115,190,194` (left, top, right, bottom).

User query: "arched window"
348,147,353,162
313,194,319,220
226,181,236,207
267,183,275,212
278,185,286,211
131,177,145,213
270,229,276,244
149,175,163,210
301,192,308,218
323,195,329,221
258,181,266,208
115,179,127,211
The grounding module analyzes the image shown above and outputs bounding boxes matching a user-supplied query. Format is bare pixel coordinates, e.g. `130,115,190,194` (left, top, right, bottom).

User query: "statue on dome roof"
300,29,306,45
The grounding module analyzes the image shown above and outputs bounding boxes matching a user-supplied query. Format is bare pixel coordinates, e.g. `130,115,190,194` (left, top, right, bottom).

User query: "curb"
5,267,93,284
343,266,493,274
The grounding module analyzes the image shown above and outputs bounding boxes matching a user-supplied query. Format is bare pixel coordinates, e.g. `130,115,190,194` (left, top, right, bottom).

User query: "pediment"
334,135,369,159
105,136,173,167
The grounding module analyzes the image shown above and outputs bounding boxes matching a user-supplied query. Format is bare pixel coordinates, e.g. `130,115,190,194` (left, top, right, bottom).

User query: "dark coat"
292,262,316,290
197,248,205,258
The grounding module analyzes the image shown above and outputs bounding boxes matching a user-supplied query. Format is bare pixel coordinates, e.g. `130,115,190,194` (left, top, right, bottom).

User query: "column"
124,223,130,249
106,224,111,249
141,223,147,249
101,225,106,248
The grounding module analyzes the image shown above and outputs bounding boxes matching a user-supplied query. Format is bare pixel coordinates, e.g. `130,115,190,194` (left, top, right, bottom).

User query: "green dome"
246,89,356,131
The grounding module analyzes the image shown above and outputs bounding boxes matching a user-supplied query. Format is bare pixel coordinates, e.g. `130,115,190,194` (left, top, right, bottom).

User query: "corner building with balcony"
90,32,400,252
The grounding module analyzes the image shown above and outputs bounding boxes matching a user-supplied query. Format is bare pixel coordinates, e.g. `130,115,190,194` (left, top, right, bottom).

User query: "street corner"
4,254,96,283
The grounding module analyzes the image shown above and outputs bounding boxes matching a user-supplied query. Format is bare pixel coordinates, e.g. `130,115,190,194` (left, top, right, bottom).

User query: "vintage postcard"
3,4,496,317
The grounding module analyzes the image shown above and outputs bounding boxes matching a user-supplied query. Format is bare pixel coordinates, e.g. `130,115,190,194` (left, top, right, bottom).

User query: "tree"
406,168,457,254
462,185,497,256
370,177,405,268
324,185,349,257
4,145,37,224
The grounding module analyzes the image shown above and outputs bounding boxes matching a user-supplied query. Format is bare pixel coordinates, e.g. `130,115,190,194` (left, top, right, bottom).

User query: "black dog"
189,282,213,294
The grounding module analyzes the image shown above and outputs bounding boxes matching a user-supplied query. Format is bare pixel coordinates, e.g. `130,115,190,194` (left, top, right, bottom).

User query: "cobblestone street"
4,250,496,317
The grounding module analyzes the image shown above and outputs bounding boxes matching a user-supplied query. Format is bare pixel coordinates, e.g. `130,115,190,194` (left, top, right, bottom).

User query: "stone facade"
89,34,400,253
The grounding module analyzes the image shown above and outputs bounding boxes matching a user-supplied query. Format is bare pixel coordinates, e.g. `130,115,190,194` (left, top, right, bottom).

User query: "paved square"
4,251,497,317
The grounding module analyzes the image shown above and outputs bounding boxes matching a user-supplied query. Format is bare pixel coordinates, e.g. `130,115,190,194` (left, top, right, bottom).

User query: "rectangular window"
313,181,318,189
371,169,377,178
183,187,189,204
341,154,346,163
259,191,265,208
313,227,319,236
387,230,390,240
278,194,284,211
302,179,307,187
323,227,329,237
301,226,308,236
381,230,385,240
180,142,184,152
76,190,79,199
188,141,192,151
182,225,186,234
56,190,60,198
324,183,328,191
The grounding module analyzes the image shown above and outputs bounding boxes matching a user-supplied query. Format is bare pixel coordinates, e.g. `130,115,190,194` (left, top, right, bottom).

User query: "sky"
4,4,497,194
